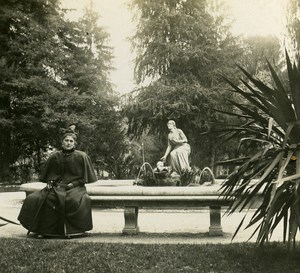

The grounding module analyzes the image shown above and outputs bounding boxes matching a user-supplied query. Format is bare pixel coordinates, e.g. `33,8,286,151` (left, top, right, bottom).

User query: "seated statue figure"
160,120,191,177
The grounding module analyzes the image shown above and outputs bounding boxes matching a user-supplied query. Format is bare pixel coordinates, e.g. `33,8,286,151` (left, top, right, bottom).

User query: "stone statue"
160,120,191,177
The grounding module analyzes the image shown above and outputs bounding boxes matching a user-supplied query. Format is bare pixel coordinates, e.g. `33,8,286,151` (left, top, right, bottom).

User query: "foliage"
129,0,244,86
133,162,173,186
286,0,300,58
136,170,179,186
220,51,300,246
179,167,199,186
125,0,246,169
243,35,281,76
1,238,300,273
125,81,211,138
0,0,130,181
0,0,63,180
96,134,143,179
135,163,203,186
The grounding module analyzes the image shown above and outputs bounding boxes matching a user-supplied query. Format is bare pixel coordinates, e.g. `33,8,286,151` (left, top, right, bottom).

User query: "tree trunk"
0,131,11,181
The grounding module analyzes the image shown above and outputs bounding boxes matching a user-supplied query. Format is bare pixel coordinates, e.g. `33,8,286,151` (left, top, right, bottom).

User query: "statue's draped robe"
18,150,97,236
168,129,191,175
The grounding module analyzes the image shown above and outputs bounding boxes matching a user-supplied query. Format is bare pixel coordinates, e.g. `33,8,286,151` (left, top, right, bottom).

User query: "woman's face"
167,122,175,131
62,135,76,150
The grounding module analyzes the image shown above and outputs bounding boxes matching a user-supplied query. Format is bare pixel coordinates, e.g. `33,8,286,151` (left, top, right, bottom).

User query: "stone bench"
20,180,232,236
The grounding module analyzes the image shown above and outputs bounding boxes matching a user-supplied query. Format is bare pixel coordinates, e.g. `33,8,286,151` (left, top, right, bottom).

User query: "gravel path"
0,192,297,244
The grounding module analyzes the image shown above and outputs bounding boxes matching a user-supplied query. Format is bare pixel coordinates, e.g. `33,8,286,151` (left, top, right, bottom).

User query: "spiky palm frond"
221,51,300,246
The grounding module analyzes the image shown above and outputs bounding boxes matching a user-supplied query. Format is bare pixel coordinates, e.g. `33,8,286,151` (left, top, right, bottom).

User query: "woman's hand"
171,138,182,145
46,181,55,190
160,156,167,163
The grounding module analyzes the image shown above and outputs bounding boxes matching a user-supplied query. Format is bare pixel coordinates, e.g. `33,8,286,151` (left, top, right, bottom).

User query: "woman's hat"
60,124,78,140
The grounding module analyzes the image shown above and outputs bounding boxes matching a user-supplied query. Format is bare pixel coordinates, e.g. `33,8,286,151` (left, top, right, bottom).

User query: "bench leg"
209,206,223,236
122,206,140,235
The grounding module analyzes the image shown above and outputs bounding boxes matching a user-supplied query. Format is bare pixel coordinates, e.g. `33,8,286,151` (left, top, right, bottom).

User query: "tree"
0,0,128,181
130,0,243,87
243,35,281,77
0,0,67,180
286,0,300,58
124,0,245,170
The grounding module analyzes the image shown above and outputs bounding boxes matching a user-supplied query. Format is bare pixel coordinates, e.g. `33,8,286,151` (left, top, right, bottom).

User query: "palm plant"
220,51,300,247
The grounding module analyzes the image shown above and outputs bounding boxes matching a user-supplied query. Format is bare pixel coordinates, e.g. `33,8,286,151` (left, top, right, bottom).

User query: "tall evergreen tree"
0,0,66,180
125,0,245,170
0,0,127,181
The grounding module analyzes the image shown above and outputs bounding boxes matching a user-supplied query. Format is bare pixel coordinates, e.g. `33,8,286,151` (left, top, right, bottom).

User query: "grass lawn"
0,239,299,273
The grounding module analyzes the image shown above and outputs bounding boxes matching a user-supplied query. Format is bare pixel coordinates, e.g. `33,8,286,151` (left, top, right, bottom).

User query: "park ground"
1,191,299,244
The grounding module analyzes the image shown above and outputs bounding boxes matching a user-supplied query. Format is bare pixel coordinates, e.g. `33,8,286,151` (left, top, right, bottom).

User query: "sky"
61,0,135,94
228,0,287,37
61,0,288,94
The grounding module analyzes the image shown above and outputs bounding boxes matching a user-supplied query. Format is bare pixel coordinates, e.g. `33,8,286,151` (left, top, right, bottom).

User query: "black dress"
18,149,97,236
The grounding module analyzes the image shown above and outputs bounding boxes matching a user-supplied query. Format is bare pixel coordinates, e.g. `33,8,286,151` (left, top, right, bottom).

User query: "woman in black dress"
18,126,97,238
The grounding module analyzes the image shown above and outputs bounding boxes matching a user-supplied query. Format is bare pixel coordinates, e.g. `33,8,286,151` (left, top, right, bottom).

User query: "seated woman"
160,120,191,176
18,125,97,238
